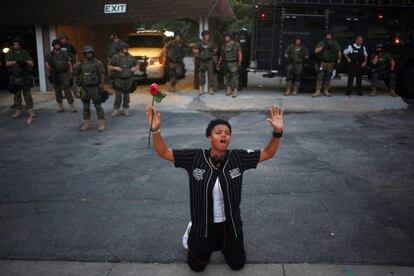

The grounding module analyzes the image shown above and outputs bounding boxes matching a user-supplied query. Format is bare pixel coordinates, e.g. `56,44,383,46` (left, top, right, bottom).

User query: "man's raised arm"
146,105,174,162
259,105,284,162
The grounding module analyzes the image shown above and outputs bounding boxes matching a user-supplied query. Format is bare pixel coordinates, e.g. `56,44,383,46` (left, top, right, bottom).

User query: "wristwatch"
273,130,283,138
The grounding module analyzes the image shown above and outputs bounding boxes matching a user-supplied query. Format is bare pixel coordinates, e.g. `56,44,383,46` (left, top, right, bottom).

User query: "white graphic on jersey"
229,168,241,179
193,168,206,181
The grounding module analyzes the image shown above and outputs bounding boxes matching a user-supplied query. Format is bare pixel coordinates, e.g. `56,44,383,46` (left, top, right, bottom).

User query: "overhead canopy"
0,0,235,26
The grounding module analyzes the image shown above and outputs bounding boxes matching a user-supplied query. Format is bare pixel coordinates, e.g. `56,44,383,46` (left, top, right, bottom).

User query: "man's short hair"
206,119,232,137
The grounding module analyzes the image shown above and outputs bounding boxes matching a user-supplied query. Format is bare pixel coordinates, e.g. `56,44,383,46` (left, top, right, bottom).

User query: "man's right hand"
147,105,161,131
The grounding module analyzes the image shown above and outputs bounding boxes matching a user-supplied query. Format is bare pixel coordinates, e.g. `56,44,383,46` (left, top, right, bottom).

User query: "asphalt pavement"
0,77,413,275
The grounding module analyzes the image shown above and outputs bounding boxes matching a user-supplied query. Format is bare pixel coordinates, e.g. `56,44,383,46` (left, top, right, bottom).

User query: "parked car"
126,30,171,83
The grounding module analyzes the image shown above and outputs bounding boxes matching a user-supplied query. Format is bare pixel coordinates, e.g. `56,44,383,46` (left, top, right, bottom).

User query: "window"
126,35,164,48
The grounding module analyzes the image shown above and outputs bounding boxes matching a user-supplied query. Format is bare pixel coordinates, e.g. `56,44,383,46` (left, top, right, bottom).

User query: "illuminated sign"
104,4,127,14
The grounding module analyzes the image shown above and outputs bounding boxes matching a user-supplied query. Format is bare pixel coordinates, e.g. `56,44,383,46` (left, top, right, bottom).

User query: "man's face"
325,34,332,40
113,38,120,43
203,34,210,41
61,38,67,44
54,44,61,50
121,48,129,54
295,39,302,46
174,36,181,42
356,37,363,46
208,124,232,152
85,52,93,59
376,47,383,53
13,42,21,50
224,36,231,42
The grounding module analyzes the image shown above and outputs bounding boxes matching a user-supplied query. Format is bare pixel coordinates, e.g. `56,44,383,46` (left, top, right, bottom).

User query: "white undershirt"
213,178,226,223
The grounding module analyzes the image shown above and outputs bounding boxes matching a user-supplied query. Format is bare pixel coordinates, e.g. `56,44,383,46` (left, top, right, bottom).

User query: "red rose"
149,83,159,96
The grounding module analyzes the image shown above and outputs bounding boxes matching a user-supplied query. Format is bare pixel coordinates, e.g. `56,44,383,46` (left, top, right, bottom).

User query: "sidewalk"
1,261,414,276
0,87,408,115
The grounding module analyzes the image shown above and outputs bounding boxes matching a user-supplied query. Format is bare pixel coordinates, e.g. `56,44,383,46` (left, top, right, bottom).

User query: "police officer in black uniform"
238,28,251,90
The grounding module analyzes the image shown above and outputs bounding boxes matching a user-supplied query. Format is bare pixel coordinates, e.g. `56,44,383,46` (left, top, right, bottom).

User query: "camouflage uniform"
370,52,396,95
107,41,121,86
284,44,309,94
220,41,242,95
109,53,138,110
61,42,79,98
74,58,105,120
166,40,186,90
197,39,217,91
108,41,121,59
315,40,341,93
5,49,34,111
45,50,74,105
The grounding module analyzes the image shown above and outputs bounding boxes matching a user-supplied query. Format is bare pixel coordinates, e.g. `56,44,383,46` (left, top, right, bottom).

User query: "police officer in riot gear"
165,33,188,92
313,31,341,97
74,46,107,132
108,42,139,117
45,39,77,112
60,34,79,98
238,28,251,90
370,44,397,97
343,35,368,96
108,33,122,59
218,32,242,98
5,37,35,118
195,30,217,95
283,37,309,96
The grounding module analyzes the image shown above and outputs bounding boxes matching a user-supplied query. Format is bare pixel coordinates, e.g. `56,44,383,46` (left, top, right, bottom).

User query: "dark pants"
187,222,246,272
372,70,396,90
54,72,74,104
81,86,104,120
199,59,214,87
168,62,184,87
239,67,248,89
347,62,364,94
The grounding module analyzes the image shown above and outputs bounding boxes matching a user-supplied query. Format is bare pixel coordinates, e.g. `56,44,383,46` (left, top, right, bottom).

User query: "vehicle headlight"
149,57,163,66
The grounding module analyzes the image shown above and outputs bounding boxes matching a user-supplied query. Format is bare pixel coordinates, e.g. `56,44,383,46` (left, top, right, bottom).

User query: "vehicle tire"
398,64,414,98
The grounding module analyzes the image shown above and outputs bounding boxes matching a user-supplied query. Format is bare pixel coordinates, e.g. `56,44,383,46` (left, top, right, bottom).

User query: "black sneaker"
357,92,364,96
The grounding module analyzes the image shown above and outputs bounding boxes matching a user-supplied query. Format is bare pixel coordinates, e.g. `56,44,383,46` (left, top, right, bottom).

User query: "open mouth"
220,139,227,145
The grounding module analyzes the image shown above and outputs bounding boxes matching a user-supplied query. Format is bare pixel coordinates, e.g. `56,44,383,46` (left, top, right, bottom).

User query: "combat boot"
98,120,105,132
284,86,291,96
226,87,232,96
389,89,397,97
208,87,214,95
323,89,331,97
69,104,77,113
111,109,120,117
57,103,64,112
28,109,36,117
124,108,130,116
12,109,22,118
199,85,204,95
312,89,321,97
370,88,377,96
292,83,300,96
232,89,239,98
79,120,91,132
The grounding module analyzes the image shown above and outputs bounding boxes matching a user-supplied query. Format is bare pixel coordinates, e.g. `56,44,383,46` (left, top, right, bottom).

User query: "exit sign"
104,4,127,14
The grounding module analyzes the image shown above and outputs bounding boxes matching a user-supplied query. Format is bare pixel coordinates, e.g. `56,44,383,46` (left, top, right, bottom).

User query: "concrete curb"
1,261,414,276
